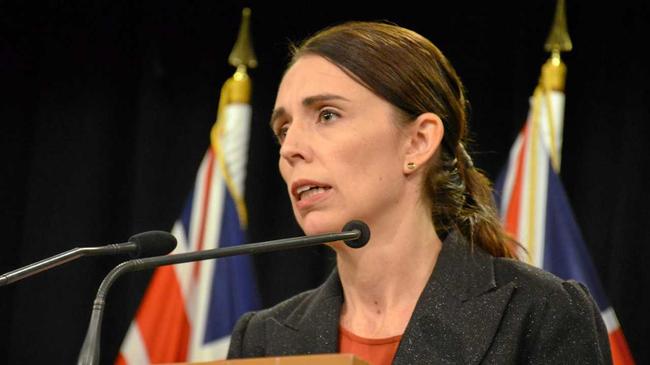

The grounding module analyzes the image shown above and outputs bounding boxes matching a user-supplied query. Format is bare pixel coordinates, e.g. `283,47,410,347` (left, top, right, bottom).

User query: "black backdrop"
1,1,649,364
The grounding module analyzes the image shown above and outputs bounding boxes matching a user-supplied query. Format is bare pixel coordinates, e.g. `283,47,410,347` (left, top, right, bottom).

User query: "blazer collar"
266,269,344,355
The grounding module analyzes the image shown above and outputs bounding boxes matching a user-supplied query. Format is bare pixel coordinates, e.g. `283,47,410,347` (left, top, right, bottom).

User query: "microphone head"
342,220,370,249
128,231,177,258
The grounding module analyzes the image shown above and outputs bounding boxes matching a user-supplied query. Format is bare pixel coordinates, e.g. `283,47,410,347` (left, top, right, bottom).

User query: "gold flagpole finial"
541,0,572,92
228,8,258,70
544,0,573,55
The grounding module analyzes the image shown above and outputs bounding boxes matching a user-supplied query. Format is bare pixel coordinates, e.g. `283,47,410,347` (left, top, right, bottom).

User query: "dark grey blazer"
228,231,612,364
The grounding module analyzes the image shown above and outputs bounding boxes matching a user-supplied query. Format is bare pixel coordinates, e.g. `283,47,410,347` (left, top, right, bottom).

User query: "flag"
494,66,635,364
115,16,260,363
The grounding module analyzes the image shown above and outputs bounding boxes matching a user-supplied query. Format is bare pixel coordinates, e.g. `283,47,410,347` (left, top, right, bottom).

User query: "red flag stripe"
115,353,126,365
135,265,191,363
609,329,635,365
504,123,529,238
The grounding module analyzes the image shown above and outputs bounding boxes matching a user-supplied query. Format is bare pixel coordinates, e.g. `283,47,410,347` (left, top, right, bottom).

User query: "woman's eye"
275,124,289,144
319,109,339,123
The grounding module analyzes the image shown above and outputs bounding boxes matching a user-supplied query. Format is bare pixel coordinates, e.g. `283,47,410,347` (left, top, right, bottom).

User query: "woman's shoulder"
487,256,611,363
446,231,597,307
492,256,581,293
493,256,562,286
491,255,600,317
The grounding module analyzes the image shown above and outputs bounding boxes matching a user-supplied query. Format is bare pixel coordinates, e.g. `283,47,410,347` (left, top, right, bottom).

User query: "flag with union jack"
116,13,260,362
495,61,635,364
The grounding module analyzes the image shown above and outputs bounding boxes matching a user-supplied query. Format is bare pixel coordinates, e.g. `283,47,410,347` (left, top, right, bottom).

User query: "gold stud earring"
407,162,416,170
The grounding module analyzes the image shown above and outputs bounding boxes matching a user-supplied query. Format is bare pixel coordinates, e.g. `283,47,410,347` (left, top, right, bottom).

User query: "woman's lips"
295,186,332,209
296,185,329,200
291,180,332,209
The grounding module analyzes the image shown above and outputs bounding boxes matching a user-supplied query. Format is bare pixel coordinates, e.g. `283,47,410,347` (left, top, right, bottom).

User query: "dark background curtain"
1,1,648,364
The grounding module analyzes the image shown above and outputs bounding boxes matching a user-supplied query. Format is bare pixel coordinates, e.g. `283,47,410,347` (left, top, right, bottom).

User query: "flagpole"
538,0,572,172
526,0,573,262
211,7,257,228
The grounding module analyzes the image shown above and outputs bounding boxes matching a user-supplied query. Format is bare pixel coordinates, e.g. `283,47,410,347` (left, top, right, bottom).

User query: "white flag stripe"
171,221,194,300
537,92,565,163
196,335,232,360
121,322,150,365
221,104,252,196
520,120,549,267
601,307,621,333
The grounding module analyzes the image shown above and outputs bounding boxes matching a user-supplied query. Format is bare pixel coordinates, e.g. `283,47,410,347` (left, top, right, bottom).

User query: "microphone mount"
77,220,370,365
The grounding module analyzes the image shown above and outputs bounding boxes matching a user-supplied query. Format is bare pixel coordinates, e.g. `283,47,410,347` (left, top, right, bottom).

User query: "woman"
228,21,611,364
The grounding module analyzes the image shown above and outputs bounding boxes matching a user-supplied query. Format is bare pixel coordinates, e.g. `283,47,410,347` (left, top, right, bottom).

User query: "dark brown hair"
289,21,516,258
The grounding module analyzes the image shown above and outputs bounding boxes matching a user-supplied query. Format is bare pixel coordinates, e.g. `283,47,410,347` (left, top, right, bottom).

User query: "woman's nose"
279,123,309,165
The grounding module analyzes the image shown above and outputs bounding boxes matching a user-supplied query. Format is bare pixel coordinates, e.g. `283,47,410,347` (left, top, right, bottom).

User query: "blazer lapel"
394,232,515,365
266,270,343,356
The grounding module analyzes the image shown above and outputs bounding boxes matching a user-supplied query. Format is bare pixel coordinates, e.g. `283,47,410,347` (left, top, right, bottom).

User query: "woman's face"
272,55,410,235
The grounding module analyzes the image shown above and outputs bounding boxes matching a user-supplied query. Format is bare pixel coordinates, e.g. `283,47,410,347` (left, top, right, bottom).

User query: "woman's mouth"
292,180,333,208
296,185,331,201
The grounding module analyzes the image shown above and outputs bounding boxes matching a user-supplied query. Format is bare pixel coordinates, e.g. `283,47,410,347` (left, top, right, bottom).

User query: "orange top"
339,326,403,365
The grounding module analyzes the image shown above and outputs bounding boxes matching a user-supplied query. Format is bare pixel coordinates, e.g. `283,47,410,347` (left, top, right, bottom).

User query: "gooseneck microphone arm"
0,245,128,287
126,228,361,271
0,231,177,287
77,220,370,365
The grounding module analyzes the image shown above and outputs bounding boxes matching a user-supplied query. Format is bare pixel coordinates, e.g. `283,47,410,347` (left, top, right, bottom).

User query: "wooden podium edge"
158,353,370,365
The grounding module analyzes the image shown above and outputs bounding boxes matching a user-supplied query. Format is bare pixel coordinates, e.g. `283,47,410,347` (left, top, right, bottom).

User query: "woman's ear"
403,112,444,174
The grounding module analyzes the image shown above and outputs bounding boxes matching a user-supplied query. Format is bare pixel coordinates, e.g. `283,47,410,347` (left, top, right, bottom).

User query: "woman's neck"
335,210,442,338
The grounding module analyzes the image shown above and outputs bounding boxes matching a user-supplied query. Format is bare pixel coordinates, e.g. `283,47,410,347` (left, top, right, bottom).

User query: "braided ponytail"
423,142,515,258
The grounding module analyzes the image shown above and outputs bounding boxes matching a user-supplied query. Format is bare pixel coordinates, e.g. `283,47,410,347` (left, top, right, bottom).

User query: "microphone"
77,220,370,365
0,231,177,287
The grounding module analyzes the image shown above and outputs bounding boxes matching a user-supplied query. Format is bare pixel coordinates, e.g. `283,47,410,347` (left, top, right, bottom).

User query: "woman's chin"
301,223,335,236
298,216,346,236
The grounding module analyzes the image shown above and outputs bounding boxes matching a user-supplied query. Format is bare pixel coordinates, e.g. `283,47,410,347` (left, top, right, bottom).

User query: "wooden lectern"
163,353,369,365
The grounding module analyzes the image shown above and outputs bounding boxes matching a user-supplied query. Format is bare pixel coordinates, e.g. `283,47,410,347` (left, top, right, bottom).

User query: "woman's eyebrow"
302,93,350,107
270,94,350,129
